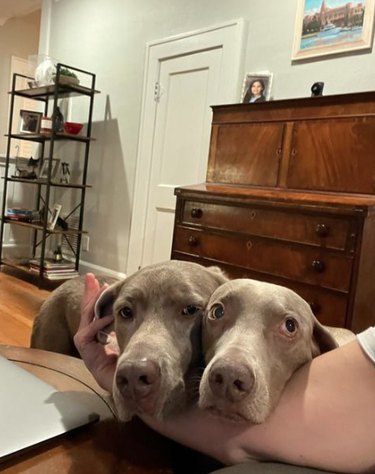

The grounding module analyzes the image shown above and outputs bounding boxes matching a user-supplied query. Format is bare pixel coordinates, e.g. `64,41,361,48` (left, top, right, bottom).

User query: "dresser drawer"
181,200,353,251
173,226,353,292
219,264,348,327
172,252,348,327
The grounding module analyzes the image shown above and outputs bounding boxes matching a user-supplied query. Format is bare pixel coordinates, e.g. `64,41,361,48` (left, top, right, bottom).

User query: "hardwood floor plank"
0,271,51,347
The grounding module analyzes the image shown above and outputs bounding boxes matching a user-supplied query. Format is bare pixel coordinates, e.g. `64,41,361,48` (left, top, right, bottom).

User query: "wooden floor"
0,270,51,347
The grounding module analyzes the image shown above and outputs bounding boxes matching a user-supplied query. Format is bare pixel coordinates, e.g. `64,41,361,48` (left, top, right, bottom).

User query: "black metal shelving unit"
0,63,98,284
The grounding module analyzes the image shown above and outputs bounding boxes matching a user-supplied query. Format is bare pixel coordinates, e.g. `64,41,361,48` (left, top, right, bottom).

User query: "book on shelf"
7,208,35,215
29,269,79,280
29,258,75,270
6,208,41,223
42,272,79,280
29,258,78,280
29,268,79,279
29,266,78,274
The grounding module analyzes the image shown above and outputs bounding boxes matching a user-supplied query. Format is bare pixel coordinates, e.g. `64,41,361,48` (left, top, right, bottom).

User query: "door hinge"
154,82,163,102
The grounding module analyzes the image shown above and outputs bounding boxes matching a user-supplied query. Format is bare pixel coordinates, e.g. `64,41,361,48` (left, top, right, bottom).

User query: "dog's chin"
200,398,269,424
113,376,189,422
115,402,160,422
205,406,249,423
114,396,163,422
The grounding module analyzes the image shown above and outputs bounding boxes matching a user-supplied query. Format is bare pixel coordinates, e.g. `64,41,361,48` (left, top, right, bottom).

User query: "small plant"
56,67,78,79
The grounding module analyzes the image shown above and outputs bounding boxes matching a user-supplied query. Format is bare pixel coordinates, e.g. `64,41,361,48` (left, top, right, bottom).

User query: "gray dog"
31,260,227,421
199,278,355,424
31,275,118,356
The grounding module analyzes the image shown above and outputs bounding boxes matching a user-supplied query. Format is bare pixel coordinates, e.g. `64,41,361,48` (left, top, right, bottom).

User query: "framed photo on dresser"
241,72,273,103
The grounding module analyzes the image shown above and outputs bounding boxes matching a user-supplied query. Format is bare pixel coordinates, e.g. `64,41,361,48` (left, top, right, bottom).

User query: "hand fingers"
76,314,114,344
80,273,110,328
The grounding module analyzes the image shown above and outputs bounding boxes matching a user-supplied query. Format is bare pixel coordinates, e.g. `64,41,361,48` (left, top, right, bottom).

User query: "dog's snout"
116,359,161,399
208,360,255,402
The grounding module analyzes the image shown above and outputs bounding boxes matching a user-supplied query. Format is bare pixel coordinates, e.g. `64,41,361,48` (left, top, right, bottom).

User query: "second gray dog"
199,278,355,424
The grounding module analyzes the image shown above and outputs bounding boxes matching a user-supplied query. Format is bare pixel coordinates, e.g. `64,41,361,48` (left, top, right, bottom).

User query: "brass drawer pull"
188,235,199,247
315,223,329,237
311,259,325,273
191,208,202,218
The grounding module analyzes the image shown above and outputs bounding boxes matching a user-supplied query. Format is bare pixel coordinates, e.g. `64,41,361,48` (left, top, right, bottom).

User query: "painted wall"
245,1,375,99
39,0,375,276
0,11,41,155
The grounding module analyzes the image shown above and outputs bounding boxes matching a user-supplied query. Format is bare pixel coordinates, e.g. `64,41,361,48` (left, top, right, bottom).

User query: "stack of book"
6,208,40,223
29,258,79,280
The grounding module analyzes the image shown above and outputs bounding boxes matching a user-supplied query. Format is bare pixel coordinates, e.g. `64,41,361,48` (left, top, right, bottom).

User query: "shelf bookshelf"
0,63,98,284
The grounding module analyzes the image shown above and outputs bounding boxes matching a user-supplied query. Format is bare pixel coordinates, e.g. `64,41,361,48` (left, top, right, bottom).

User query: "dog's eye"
209,304,225,320
119,306,133,319
182,305,200,316
285,318,297,333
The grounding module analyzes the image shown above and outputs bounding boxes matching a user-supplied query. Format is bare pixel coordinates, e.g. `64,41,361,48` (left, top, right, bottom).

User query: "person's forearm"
141,340,375,473
140,407,249,465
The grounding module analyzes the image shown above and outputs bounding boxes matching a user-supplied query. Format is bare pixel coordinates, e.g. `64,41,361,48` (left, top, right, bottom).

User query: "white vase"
34,58,56,86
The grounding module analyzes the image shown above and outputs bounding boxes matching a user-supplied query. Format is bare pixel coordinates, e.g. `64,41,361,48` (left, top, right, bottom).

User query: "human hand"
74,273,118,392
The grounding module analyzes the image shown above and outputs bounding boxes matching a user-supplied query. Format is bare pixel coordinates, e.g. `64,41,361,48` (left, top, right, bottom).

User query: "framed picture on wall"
241,72,273,103
292,0,375,61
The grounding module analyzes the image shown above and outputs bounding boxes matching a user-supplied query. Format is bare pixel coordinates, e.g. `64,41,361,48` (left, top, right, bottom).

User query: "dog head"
199,279,337,424
95,260,227,422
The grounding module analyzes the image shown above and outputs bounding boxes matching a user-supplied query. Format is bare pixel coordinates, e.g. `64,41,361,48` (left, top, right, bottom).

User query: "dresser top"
175,183,375,215
211,90,375,123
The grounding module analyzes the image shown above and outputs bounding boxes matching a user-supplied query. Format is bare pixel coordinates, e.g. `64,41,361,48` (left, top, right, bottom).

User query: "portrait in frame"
19,109,42,134
47,203,62,231
38,158,60,181
292,0,375,61
241,72,273,103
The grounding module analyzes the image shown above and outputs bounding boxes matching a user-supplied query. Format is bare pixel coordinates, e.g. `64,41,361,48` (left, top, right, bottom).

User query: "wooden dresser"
171,92,375,332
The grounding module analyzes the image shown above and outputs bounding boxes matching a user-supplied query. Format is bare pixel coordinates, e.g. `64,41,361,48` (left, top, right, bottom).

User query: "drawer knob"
311,259,325,273
191,208,202,218
315,224,329,237
308,301,321,314
188,235,199,247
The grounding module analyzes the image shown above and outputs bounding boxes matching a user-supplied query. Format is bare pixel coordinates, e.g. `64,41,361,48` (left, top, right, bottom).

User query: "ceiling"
0,0,41,26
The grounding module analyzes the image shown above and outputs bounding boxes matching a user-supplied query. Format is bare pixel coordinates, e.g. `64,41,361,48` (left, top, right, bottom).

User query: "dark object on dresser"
311,81,324,96
171,92,375,333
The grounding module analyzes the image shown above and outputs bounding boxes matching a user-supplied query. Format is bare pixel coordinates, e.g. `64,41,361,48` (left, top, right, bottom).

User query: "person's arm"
74,273,117,392
142,339,375,473
75,280,375,473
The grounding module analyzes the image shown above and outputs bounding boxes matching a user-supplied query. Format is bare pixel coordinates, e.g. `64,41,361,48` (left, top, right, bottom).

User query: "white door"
127,20,245,274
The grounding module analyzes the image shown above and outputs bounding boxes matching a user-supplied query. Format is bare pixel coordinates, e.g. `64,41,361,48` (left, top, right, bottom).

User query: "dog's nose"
208,360,255,402
116,359,161,400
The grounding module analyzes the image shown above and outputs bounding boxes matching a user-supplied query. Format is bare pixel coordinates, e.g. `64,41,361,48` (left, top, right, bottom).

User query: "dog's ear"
94,280,123,318
94,281,124,346
311,318,339,357
206,266,228,284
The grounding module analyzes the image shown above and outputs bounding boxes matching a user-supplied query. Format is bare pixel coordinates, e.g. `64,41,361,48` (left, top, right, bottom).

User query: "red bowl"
64,122,83,135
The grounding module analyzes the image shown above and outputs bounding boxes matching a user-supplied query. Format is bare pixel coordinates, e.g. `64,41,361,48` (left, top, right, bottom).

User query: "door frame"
126,19,246,274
